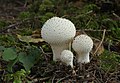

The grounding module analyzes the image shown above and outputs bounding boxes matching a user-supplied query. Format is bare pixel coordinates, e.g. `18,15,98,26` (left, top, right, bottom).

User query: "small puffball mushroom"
41,17,76,61
60,50,74,68
72,34,93,63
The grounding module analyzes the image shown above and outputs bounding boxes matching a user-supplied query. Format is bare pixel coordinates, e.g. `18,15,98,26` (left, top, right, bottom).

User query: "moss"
0,20,9,28
99,50,120,72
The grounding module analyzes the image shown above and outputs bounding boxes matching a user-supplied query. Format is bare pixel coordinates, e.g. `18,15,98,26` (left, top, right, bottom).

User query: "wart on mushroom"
41,17,76,61
60,50,74,68
72,34,93,63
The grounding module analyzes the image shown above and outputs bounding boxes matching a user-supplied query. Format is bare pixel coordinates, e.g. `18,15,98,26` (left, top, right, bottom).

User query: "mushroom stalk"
76,52,90,63
51,43,69,61
72,34,93,63
69,61,73,68
65,61,73,68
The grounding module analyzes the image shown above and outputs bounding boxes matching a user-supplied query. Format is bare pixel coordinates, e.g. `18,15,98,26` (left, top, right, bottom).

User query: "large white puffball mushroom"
60,50,74,68
72,34,93,63
41,17,76,61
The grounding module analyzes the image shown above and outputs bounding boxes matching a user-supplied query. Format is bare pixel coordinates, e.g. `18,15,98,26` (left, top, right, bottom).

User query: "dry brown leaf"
32,29,41,34
31,34,41,38
17,34,44,43
32,29,41,38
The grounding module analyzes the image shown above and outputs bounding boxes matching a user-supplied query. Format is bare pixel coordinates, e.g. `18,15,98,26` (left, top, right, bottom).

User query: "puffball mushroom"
72,34,93,63
60,50,74,68
41,17,76,61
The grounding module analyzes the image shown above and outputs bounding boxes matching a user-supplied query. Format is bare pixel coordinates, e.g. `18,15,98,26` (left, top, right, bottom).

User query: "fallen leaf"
17,34,44,43
32,29,41,38
32,29,41,34
31,34,41,38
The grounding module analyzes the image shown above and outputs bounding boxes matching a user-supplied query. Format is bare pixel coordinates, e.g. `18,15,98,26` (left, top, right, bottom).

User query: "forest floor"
0,1,120,83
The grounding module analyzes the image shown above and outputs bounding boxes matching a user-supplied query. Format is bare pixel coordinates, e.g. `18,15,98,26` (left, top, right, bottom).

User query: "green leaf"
18,47,42,71
7,57,18,72
18,52,34,71
29,47,41,59
13,80,22,83
0,46,5,57
2,48,17,61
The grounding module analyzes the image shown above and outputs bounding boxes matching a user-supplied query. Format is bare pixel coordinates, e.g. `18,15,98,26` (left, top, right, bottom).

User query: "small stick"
77,29,111,32
39,46,49,61
0,18,29,33
85,18,92,28
56,75,70,83
0,17,39,34
32,77,50,82
113,12,120,20
93,29,106,55
0,22,22,33
52,75,56,83
92,70,101,83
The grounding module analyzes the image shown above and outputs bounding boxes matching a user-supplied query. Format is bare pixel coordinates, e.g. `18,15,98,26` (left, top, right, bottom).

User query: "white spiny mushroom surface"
41,17,76,44
60,50,73,68
72,34,93,63
41,17,76,61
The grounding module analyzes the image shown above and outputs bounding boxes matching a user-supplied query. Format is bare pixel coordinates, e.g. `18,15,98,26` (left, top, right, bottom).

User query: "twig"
108,40,112,52
0,22,21,33
98,69,104,83
90,37,101,42
56,75,70,83
77,29,111,32
39,46,46,54
0,18,29,33
39,46,47,60
52,75,56,83
39,46,52,55
113,12,120,20
75,10,93,18
0,17,40,33
39,46,50,61
85,18,92,28
92,70,101,83
32,77,50,82
82,77,95,82
104,66,112,83
1,69,6,81
93,29,106,55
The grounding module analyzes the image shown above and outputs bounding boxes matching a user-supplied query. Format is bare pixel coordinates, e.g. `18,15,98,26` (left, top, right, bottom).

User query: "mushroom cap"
72,34,93,53
41,17,76,44
60,50,73,64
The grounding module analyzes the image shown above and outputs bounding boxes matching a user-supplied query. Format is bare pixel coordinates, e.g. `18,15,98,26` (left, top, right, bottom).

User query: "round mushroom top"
61,50,73,63
72,34,93,53
41,17,76,44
